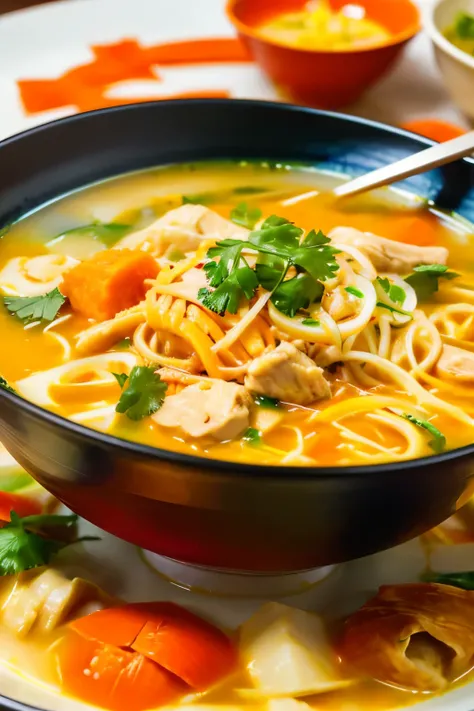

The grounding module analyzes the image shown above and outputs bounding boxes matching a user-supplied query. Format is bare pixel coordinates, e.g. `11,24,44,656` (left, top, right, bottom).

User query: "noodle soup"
0,160,473,467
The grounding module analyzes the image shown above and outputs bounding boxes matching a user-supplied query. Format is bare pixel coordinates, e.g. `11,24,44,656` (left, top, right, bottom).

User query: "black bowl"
1,99,474,574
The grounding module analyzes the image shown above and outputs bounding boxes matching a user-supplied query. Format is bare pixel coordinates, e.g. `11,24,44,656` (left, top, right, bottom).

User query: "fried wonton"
340,583,474,692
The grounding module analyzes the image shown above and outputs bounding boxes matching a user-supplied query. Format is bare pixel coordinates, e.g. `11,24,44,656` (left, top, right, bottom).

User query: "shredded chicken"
329,226,448,274
75,304,146,355
2,569,115,638
435,344,474,383
244,342,331,405
153,380,252,440
115,204,248,256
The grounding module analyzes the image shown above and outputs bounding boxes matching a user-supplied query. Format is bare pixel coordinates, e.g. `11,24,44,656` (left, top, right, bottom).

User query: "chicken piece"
240,602,352,697
75,305,146,356
1,568,115,638
244,342,331,406
0,254,79,297
322,285,358,322
435,344,474,383
340,583,474,692
330,226,448,275
61,249,159,321
153,380,251,441
115,204,248,256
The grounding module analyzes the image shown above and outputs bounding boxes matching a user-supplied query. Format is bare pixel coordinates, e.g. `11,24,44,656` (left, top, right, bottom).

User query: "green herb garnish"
376,302,412,317
0,512,94,576
302,318,320,327
198,216,338,317
421,570,474,589
254,394,281,409
376,277,406,306
230,202,262,229
403,414,446,453
242,427,262,445
4,287,66,324
0,377,16,395
115,365,167,421
455,11,474,38
405,264,459,301
345,286,364,298
53,223,132,248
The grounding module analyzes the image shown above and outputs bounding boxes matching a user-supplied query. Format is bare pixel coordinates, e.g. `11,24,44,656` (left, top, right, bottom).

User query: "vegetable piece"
254,394,281,409
0,512,88,576
401,120,466,143
0,492,42,522
271,274,323,318
55,630,184,711
376,302,412,318
402,414,446,453
239,602,351,697
455,11,474,38
301,318,320,327
198,265,258,315
70,601,237,690
115,365,167,421
53,222,132,248
230,202,262,229
4,287,65,323
242,427,261,445
405,264,459,301
61,248,159,321
376,277,405,305
0,376,16,395
422,571,474,589
344,286,364,299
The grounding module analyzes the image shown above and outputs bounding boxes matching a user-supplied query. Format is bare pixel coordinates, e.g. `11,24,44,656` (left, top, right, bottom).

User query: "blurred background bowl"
1,100,474,575
426,0,474,122
226,0,421,109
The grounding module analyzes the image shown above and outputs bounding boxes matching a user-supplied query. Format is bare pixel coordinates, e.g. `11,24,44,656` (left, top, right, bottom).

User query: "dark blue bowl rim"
0,97,473,482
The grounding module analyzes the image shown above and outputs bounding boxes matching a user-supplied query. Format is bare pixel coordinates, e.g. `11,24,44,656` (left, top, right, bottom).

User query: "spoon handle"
333,130,474,199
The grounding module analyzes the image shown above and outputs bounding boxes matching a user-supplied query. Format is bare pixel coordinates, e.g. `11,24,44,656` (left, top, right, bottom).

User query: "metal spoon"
282,129,474,205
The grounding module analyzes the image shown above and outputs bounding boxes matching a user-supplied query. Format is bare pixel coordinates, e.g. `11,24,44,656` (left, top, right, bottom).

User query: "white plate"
0,0,469,143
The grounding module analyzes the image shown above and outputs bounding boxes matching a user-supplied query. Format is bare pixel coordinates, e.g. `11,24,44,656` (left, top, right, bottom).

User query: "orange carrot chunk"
0,491,43,523
54,630,185,711
61,249,158,321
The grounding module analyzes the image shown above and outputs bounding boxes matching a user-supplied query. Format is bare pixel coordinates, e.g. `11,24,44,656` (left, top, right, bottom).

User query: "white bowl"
426,0,474,121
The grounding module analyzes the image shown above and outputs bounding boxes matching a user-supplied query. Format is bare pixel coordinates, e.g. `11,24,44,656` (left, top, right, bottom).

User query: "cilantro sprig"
230,202,262,229
114,365,167,421
405,264,459,301
242,427,262,445
4,287,66,324
0,512,96,576
376,277,406,306
403,414,446,453
198,216,339,317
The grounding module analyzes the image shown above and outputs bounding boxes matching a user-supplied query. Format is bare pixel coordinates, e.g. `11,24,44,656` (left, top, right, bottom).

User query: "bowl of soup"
427,0,474,121
0,99,473,574
226,0,421,108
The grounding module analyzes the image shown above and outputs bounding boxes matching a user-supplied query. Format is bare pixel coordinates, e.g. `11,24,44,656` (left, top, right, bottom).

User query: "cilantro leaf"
203,243,244,287
242,427,261,445
249,216,303,255
271,273,324,318
455,11,474,38
0,512,91,577
376,277,406,306
115,365,167,421
405,264,459,301
402,414,446,453
113,372,129,388
230,202,262,229
255,252,287,292
302,318,320,326
301,229,332,247
421,570,474,589
54,223,132,248
345,286,364,298
199,265,258,315
254,394,281,408
4,288,66,324
0,377,16,395
376,302,412,317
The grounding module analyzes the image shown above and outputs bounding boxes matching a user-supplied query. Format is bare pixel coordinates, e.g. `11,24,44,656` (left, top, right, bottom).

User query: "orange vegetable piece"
0,491,42,523
61,249,158,321
384,215,439,247
70,601,237,690
401,119,466,143
55,630,185,711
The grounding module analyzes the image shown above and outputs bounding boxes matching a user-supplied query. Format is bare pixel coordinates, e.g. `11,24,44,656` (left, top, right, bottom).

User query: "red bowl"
227,0,421,109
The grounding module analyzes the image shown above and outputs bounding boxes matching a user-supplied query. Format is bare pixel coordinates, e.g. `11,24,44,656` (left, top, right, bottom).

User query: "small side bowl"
426,0,474,122
227,0,421,109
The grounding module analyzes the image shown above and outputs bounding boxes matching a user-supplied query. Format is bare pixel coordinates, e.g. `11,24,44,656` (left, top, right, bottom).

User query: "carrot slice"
55,630,185,711
401,119,466,143
61,249,158,321
71,601,237,690
0,491,42,522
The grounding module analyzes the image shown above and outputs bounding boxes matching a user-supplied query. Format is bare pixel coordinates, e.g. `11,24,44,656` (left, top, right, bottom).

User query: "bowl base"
141,550,339,598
